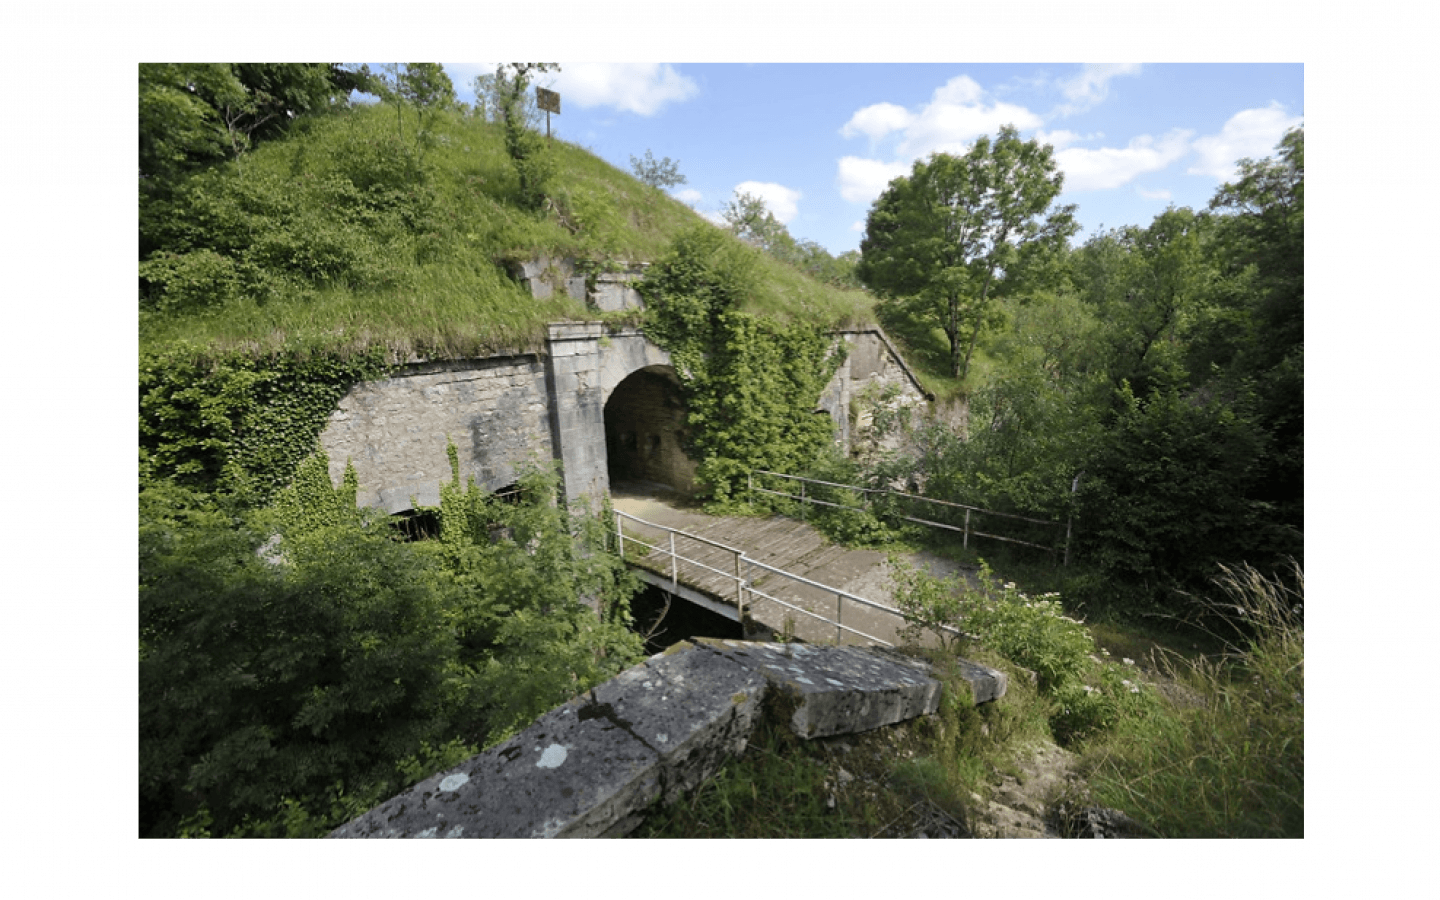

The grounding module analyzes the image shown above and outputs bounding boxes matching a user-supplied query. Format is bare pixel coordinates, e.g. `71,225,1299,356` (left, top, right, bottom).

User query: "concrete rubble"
329,639,1005,839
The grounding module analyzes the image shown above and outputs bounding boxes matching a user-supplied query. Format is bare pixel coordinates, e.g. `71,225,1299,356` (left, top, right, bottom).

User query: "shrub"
139,480,460,838
894,561,1093,692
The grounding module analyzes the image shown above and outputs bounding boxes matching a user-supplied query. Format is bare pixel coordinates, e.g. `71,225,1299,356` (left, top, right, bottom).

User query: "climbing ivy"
639,226,845,502
138,344,389,501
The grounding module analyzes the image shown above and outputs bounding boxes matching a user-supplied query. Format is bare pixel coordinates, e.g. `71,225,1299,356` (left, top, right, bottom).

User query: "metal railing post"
615,510,625,558
800,480,807,519
964,508,971,550
670,532,677,590
735,551,746,625
836,591,843,645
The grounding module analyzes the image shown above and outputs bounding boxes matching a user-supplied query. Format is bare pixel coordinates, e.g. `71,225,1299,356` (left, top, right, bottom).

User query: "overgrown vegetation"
137,66,1300,838
639,225,850,502
140,449,643,838
639,560,1301,839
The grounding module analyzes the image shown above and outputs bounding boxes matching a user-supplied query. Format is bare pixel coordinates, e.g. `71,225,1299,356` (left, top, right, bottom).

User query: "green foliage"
640,226,846,501
720,192,862,289
139,480,461,838
1047,657,1159,747
859,126,1078,380
138,345,388,500
1072,381,1273,617
792,453,897,547
1080,564,1304,837
630,149,686,188
416,445,645,744
895,561,1094,692
139,90,873,361
496,63,560,210
140,63,347,187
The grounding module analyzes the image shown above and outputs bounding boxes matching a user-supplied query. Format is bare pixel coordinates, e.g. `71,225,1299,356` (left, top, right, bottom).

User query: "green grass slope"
139,103,875,362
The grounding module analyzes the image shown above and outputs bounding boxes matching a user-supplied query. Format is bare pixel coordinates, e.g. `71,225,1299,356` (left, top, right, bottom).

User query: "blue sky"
437,63,1303,257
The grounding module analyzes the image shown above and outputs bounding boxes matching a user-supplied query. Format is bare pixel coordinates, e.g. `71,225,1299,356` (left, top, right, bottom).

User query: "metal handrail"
749,469,1068,560
611,508,907,647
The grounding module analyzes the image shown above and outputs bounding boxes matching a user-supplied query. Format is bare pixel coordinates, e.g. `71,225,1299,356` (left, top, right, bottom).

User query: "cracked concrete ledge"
329,640,1005,838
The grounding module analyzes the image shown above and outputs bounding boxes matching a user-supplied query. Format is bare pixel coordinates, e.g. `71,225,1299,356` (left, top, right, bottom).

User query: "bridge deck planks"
611,486,915,646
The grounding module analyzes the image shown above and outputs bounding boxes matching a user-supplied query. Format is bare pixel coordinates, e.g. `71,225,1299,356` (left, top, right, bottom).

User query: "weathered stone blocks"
330,640,1006,838
695,639,943,738
330,642,767,839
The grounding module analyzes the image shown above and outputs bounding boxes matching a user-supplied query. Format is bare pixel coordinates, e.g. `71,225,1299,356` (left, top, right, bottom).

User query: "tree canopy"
139,64,352,187
858,126,1077,381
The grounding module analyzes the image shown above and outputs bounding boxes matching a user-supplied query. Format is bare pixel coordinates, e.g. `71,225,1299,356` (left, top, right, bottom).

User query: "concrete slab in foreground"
329,640,1005,838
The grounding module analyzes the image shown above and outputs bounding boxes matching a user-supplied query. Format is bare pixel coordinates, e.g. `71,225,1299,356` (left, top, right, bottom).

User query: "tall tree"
1208,126,1304,539
858,126,1077,380
140,64,348,187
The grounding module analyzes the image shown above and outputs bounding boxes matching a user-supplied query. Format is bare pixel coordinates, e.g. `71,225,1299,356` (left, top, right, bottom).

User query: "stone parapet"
330,640,1005,838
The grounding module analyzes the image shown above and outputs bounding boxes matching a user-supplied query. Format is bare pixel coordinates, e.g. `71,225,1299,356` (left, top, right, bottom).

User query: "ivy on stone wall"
639,226,845,502
139,345,389,500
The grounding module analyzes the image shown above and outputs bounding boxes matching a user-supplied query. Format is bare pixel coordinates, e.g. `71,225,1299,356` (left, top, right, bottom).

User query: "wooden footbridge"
609,475,1068,648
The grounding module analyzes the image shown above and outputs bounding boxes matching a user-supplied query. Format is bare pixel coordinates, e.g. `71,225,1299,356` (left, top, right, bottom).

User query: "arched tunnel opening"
604,365,697,495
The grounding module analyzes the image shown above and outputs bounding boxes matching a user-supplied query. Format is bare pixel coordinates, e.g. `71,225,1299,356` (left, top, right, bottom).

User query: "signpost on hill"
536,87,560,142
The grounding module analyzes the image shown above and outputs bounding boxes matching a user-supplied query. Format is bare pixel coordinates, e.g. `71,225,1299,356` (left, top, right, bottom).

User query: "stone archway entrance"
603,365,696,494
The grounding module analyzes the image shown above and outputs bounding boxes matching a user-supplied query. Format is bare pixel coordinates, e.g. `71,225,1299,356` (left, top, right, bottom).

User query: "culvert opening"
604,365,696,494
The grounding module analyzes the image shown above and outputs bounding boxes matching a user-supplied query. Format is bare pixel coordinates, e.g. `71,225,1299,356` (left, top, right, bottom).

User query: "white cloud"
1055,129,1194,192
850,221,865,232
1188,102,1304,180
840,102,914,142
698,209,728,227
1035,129,1094,150
1136,186,1173,201
734,181,802,224
550,63,698,116
447,63,696,118
836,156,912,205
837,75,1044,192
893,76,1043,159
1056,63,1142,115
672,188,703,207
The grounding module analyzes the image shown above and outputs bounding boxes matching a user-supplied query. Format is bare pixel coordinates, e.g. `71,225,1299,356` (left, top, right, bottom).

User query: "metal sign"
536,88,560,114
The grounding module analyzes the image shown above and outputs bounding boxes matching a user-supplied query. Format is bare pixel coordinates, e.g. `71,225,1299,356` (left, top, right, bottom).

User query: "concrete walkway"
611,482,972,647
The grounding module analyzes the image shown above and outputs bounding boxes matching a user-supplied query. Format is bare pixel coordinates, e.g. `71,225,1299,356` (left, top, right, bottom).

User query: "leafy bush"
1048,659,1158,746
895,561,1093,692
414,445,645,744
139,480,461,838
1073,381,1273,617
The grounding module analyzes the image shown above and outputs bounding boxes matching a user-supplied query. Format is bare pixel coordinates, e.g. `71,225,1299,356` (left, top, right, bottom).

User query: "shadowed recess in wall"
604,365,696,495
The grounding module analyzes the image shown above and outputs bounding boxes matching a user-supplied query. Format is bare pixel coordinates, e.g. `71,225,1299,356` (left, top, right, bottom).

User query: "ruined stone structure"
329,638,1006,838
320,325,929,514
319,259,931,515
